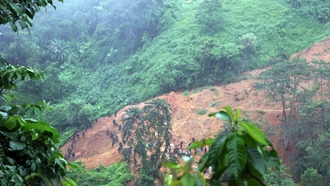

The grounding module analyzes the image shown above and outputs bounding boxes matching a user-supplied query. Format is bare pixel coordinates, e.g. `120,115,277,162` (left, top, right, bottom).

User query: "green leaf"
198,134,228,172
263,144,280,169
240,121,268,146
55,158,66,169
9,3,23,14
222,106,234,118
9,141,26,150
162,161,182,169
0,131,18,140
31,162,36,172
61,178,77,186
189,138,215,150
3,94,13,102
247,148,266,181
234,108,240,122
5,119,17,130
67,162,79,169
181,173,196,186
209,111,232,124
246,178,263,186
21,122,60,143
226,132,248,180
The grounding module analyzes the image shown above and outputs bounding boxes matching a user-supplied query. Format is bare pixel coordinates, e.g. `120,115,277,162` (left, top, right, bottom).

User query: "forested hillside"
1,0,330,133
2,0,330,185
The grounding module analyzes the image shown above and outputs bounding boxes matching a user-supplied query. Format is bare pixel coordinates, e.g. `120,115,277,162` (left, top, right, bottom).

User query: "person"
82,130,85,138
180,141,183,149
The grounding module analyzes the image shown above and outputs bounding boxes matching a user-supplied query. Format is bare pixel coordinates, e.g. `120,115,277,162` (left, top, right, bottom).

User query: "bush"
66,162,135,186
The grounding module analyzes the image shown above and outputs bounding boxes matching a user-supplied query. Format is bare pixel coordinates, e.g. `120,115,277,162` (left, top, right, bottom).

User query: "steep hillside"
61,69,284,168
61,37,330,170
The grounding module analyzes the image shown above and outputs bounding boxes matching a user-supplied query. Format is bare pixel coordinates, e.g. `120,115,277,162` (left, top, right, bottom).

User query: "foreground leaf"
226,132,247,180
240,121,268,146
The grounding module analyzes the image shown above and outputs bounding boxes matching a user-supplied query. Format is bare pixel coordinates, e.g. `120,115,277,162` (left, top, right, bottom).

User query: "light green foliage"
195,0,223,34
163,106,280,185
300,168,324,186
66,162,135,186
239,33,258,53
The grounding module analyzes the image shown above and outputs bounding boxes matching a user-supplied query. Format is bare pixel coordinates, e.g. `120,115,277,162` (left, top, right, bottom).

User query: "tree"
0,0,72,185
258,59,311,150
0,58,70,185
0,0,63,32
163,106,280,186
195,0,223,34
121,99,172,186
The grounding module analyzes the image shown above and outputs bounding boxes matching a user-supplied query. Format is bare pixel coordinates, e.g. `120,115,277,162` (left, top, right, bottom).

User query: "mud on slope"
61,37,330,169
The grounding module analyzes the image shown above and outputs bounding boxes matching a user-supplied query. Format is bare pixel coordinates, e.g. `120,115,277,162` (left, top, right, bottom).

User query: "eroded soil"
61,37,330,170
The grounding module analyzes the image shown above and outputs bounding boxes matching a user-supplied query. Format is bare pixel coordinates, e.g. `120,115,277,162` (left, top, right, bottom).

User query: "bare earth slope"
61,37,330,169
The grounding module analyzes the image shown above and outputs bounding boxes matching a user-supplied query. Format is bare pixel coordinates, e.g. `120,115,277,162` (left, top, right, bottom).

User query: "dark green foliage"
287,0,330,23
163,106,280,185
0,60,69,185
66,162,135,186
264,164,295,186
0,0,63,32
121,99,172,185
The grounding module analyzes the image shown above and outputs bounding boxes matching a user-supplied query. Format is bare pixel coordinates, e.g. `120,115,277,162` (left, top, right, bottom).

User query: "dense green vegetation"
66,162,135,186
2,0,330,133
0,1,72,185
258,59,330,184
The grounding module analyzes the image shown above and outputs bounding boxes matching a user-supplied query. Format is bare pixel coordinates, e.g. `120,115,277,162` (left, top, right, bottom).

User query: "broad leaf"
5,119,17,130
21,122,60,143
234,108,241,122
222,106,234,118
240,121,268,146
226,132,248,180
247,148,266,181
9,3,23,14
9,141,26,150
209,111,232,124
246,178,263,186
198,134,228,172
181,173,196,186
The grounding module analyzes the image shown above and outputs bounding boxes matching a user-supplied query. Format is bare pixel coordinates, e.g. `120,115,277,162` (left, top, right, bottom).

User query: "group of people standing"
64,128,86,160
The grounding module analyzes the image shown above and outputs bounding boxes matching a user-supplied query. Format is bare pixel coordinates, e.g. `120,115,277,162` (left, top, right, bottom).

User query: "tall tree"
121,99,172,186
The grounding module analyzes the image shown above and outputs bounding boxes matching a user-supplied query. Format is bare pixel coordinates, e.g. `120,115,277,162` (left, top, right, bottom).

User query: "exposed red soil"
61,37,330,172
